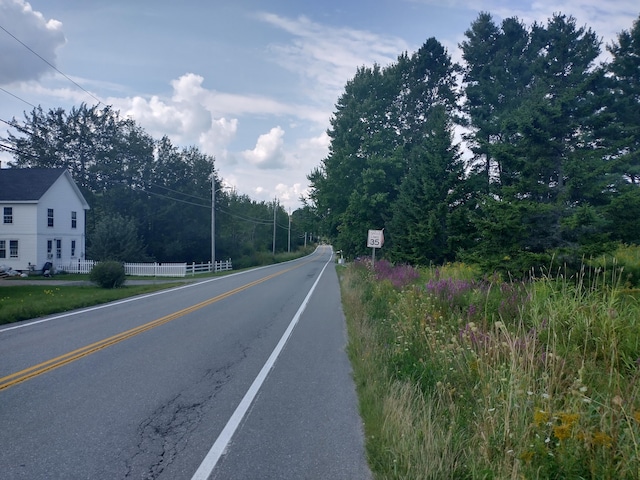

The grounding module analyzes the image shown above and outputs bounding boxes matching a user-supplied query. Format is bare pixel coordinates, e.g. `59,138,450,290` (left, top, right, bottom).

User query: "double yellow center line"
0,262,307,392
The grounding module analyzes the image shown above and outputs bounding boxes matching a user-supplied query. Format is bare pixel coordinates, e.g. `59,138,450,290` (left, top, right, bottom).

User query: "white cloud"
0,0,66,85
99,71,333,162
258,13,410,104
199,117,238,156
275,182,308,205
170,73,207,103
242,126,286,169
448,0,638,46
289,131,330,169
107,74,232,154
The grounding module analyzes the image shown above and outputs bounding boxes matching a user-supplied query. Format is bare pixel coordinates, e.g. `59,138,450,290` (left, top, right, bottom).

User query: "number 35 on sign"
367,229,384,248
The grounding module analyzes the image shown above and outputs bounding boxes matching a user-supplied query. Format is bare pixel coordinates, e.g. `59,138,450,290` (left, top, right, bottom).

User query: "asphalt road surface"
0,246,371,480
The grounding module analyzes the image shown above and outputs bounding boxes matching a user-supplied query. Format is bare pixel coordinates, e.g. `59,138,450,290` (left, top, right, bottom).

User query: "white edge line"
0,247,323,334
190,252,333,480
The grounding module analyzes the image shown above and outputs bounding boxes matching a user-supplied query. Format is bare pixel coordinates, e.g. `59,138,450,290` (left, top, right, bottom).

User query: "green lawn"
0,281,185,325
0,248,316,325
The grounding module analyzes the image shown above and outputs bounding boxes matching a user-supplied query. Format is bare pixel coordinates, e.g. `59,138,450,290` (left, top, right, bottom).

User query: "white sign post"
367,229,384,266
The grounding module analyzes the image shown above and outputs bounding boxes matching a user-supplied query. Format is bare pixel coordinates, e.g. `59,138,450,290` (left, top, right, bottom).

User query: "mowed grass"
0,281,184,325
340,258,640,479
0,248,318,326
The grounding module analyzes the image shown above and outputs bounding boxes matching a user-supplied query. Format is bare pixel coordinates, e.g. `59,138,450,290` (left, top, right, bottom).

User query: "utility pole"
211,172,215,268
287,209,291,253
272,198,277,255
212,174,229,270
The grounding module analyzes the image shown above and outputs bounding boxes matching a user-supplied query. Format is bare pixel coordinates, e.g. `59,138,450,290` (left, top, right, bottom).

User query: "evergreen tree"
388,107,465,264
510,15,606,251
606,14,640,187
308,38,460,257
601,14,640,245
460,14,536,193
308,64,397,252
462,13,609,267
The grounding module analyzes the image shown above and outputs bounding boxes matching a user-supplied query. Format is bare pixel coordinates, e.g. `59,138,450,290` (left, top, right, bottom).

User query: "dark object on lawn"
42,261,53,277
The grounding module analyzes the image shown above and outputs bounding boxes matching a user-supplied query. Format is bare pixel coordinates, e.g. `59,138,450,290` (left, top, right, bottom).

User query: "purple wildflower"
373,259,420,288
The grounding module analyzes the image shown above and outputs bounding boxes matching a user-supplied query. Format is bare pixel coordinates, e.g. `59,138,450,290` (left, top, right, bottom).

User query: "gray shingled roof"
0,168,68,202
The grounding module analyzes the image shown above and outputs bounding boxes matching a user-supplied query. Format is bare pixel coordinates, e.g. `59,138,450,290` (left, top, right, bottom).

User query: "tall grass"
340,256,640,479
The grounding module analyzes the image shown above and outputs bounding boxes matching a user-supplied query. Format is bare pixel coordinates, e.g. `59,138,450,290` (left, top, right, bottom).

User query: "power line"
0,143,20,154
0,142,40,160
135,187,209,209
217,207,273,226
0,117,34,136
138,185,279,227
148,182,210,203
0,86,36,108
0,23,102,105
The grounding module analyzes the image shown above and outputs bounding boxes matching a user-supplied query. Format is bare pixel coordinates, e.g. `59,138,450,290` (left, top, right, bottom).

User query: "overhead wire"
0,143,19,154
217,207,275,226
0,129,293,229
146,183,287,227
0,117,33,136
0,26,297,228
131,182,284,227
136,187,209,209
148,182,211,203
0,86,36,108
0,24,102,106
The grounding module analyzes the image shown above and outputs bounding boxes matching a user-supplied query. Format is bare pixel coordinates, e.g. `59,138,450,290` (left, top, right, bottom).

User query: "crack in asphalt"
122,313,284,479
124,364,232,480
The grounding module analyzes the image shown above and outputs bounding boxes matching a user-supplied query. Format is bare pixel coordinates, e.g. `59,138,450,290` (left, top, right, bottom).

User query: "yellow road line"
0,258,316,392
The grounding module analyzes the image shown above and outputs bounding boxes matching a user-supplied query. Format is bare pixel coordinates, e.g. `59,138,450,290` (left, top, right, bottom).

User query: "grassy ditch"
340,259,640,479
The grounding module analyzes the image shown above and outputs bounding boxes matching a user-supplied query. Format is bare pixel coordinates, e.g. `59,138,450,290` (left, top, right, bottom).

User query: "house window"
3,207,12,224
71,211,77,229
47,239,53,259
9,240,18,258
47,208,54,227
71,240,76,257
56,239,62,259
0,240,5,258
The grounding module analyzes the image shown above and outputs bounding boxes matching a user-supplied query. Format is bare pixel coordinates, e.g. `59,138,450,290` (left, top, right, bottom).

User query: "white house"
0,168,90,273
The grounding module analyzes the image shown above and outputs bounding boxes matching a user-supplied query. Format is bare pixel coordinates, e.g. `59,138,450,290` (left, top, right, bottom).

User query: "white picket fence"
60,259,232,277
186,259,233,275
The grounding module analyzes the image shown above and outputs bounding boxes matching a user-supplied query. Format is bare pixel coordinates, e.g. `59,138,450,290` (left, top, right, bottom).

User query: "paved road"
0,246,371,480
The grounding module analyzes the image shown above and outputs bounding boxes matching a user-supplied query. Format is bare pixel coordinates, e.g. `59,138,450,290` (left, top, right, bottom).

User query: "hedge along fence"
58,259,233,277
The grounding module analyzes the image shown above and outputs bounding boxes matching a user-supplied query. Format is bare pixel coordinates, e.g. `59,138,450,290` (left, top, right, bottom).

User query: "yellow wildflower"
534,410,550,427
553,424,571,441
558,412,580,427
520,451,534,463
592,430,613,448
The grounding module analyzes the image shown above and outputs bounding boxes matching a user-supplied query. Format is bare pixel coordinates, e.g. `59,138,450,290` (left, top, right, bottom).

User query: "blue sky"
1,0,638,210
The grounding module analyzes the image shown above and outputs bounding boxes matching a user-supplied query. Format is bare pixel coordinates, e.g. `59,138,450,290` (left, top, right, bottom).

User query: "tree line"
2,104,317,265
307,12,640,274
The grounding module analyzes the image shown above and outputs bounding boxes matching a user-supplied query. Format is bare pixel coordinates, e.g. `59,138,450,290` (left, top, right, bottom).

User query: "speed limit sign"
367,229,384,248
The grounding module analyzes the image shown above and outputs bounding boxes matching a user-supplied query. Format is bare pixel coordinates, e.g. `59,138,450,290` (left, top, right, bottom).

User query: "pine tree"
389,107,464,264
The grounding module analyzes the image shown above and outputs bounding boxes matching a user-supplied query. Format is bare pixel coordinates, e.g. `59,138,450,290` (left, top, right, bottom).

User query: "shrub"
90,261,126,288
343,259,640,479
589,243,640,287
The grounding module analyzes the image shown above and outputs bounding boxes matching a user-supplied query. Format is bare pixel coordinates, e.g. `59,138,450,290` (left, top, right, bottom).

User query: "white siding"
0,172,88,272
0,203,38,271
37,175,87,271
